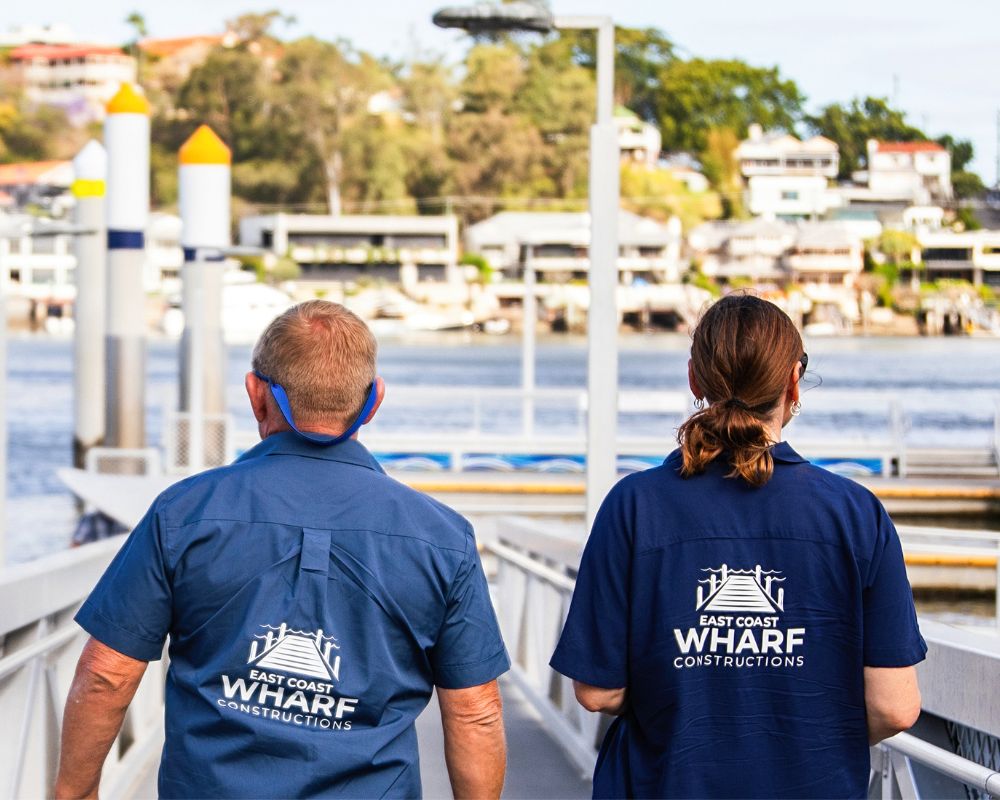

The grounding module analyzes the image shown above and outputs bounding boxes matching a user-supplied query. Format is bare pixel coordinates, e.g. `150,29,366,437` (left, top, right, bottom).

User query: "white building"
688,219,796,282
239,213,462,290
0,211,187,301
865,140,952,205
918,230,1000,287
735,124,841,220
783,223,864,288
10,44,136,124
615,107,662,168
464,210,682,286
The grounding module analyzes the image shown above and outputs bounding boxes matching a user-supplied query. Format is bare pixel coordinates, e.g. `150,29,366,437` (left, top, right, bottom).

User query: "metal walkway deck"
126,678,592,799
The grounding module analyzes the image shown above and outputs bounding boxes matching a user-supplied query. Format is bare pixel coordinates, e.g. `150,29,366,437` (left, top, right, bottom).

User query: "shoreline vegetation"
1,11,996,336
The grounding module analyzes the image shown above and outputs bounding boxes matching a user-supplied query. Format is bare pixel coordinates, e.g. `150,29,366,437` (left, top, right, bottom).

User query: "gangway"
4,523,1000,799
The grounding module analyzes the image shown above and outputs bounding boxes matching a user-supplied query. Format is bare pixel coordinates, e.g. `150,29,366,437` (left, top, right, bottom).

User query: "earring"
790,400,802,417
694,398,705,410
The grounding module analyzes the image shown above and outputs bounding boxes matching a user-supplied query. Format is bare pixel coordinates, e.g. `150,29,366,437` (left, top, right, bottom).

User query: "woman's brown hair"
677,293,803,487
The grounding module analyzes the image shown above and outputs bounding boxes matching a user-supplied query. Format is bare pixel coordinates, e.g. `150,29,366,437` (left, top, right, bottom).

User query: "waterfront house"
615,107,662,168
9,43,136,124
464,210,682,286
238,213,463,298
688,218,795,283
865,140,952,205
917,229,1000,288
735,124,841,220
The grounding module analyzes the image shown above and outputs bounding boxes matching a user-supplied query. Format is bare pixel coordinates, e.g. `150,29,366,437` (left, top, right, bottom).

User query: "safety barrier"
0,537,163,800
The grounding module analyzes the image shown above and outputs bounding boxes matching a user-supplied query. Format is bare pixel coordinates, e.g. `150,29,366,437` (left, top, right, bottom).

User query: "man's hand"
865,665,921,745
55,637,148,799
437,680,506,799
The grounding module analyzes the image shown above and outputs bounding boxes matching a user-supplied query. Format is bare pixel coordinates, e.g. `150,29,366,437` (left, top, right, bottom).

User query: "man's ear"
245,372,268,423
362,377,385,425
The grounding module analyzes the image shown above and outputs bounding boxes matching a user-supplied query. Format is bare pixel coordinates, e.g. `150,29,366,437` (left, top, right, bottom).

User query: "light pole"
434,3,620,530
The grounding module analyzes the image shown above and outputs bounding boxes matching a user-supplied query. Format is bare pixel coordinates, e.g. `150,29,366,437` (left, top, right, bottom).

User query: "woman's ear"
688,359,703,401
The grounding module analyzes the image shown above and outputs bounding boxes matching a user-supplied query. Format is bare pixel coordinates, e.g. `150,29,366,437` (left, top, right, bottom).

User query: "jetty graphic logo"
216,622,358,732
695,564,785,613
672,563,805,671
248,623,341,681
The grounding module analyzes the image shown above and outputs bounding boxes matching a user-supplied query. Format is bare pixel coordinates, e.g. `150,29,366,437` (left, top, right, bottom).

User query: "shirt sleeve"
429,527,510,689
862,507,927,668
74,502,173,661
550,481,631,689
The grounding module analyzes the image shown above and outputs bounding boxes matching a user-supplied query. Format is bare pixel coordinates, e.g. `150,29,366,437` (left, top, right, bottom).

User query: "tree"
275,38,392,214
516,39,594,198
656,58,804,154
225,11,294,46
805,97,925,179
0,97,69,163
699,128,745,218
936,134,985,199
125,11,147,40
619,162,721,230
459,44,526,113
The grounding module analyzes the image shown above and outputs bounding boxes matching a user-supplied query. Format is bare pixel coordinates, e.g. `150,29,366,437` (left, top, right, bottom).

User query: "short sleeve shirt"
550,443,925,800
76,432,509,799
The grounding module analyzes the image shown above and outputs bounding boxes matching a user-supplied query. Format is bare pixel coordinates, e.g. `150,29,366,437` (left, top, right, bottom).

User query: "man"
56,300,509,799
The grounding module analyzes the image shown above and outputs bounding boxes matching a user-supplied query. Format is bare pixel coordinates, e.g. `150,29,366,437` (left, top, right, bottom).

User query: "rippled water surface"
6,332,1000,582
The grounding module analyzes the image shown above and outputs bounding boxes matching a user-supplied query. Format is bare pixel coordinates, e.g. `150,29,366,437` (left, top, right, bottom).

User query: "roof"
0,160,72,186
9,44,127,60
465,210,679,247
137,35,223,58
873,141,946,154
792,223,859,249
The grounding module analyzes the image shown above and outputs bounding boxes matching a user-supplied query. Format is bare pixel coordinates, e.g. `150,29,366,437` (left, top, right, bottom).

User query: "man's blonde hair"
252,300,377,427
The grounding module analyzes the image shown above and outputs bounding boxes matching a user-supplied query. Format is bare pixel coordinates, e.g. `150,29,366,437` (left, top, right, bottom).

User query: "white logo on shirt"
216,622,358,731
696,564,785,613
673,563,805,670
248,623,341,681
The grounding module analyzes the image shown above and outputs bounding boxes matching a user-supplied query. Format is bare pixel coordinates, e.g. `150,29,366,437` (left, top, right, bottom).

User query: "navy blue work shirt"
76,432,510,798
551,443,925,800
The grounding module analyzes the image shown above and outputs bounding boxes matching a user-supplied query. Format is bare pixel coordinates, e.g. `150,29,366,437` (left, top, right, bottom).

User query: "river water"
6,332,1000,617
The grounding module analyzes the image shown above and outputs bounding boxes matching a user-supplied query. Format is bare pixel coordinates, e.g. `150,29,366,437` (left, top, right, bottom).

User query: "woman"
550,294,925,799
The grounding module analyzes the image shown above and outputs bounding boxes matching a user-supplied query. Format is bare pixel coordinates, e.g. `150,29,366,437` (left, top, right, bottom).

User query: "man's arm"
55,637,148,799
865,665,921,745
573,681,627,715
437,680,506,799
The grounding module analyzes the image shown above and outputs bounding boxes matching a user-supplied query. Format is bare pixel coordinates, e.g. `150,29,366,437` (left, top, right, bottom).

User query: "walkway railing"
487,517,1000,795
0,536,163,800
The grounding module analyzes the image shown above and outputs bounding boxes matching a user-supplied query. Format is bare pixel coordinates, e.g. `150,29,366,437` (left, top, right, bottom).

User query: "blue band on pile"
253,371,377,445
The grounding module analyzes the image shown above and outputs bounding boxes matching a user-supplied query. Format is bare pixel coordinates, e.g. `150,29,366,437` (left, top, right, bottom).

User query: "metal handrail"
878,732,1000,798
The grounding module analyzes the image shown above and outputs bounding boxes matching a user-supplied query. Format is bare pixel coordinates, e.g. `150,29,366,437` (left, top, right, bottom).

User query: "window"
781,191,799,201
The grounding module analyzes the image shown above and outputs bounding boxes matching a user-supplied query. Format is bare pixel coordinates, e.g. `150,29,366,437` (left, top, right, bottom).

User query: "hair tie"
724,398,750,411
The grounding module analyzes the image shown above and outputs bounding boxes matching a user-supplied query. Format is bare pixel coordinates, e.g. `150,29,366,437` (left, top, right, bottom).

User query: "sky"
13,0,999,180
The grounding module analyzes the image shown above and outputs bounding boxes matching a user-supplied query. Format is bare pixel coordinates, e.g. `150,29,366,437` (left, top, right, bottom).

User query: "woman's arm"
864,665,921,744
573,681,627,715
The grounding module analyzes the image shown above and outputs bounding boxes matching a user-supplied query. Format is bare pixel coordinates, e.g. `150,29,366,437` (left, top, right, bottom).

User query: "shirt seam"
162,519,467,553
80,604,165,645
635,535,852,558
436,644,507,670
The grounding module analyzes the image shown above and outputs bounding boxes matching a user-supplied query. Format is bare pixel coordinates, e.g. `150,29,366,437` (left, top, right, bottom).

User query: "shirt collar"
770,440,808,464
664,440,808,467
236,430,386,473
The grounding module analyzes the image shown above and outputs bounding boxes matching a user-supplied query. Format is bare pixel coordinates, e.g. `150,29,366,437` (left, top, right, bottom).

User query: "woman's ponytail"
677,294,803,488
